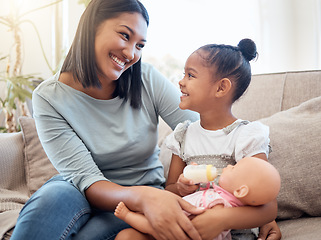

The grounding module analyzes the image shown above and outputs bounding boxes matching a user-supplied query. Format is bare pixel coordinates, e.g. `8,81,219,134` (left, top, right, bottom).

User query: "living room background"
0,0,320,81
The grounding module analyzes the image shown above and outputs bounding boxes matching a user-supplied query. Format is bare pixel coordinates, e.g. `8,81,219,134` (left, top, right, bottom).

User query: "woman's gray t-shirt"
32,63,198,194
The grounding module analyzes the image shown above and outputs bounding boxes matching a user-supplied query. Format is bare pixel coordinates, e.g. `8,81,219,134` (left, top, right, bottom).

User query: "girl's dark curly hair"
198,38,258,102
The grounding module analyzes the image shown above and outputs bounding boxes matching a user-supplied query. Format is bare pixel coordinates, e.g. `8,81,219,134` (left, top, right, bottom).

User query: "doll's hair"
61,0,149,108
197,39,257,102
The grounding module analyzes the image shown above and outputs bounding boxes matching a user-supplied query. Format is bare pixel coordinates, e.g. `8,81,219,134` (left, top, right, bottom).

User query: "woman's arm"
85,180,205,240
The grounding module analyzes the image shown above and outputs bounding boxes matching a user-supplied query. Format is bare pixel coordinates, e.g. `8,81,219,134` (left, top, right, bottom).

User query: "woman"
11,0,280,239
11,0,201,239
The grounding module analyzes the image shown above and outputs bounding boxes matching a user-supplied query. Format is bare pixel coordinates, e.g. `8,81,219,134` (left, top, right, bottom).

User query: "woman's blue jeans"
10,175,130,240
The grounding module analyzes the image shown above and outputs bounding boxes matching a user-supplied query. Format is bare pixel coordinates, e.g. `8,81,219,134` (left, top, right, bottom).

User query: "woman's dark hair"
198,38,257,102
61,0,149,108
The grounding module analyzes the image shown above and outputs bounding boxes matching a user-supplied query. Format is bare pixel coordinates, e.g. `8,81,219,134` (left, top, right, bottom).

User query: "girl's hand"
258,220,282,240
177,173,199,196
139,187,204,240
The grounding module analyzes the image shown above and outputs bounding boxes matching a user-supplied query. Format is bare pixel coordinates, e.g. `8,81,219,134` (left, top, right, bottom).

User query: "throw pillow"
19,117,58,194
0,133,29,239
259,96,321,220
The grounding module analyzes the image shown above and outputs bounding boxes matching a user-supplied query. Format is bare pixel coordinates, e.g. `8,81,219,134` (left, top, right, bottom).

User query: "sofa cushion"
19,116,58,194
277,217,321,240
281,70,321,111
232,72,286,121
232,70,321,121
259,96,321,220
0,132,27,192
0,132,29,239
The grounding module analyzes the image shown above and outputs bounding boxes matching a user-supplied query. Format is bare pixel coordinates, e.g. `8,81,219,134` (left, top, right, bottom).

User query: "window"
140,0,321,81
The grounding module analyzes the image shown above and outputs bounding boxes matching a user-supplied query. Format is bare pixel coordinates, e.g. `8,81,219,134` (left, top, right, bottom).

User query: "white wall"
0,1,54,79
0,0,320,127
258,0,321,73
0,0,85,80
140,0,321,74
0,0,85,126
0,0,320,80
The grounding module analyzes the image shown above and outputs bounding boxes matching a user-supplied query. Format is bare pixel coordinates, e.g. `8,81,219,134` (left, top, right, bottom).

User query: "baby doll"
114,157,281,240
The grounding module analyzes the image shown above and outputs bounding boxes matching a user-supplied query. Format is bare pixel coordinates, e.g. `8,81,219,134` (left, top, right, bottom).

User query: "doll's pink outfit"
183,184,244,240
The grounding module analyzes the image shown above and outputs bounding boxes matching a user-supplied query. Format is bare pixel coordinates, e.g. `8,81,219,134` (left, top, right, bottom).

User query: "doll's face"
218,157,281,205
218,162,248,194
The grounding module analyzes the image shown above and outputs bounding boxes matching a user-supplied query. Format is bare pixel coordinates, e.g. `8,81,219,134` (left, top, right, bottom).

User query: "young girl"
165,38,280,240
115,39,281,240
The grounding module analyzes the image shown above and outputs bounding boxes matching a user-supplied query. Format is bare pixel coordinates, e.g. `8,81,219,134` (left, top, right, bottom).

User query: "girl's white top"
166,119,270,166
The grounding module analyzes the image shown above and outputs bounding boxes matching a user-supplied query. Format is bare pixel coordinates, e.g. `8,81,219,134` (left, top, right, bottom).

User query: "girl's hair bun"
238,38,257,61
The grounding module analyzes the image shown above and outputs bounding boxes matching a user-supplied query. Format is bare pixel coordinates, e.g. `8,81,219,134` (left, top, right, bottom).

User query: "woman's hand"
191,206,226,240
176,173,199,196
86,181,204,239
258,220,282,240
138,187,204,240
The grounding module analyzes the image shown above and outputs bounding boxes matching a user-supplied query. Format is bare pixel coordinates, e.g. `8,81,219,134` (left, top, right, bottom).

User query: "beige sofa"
1,70,321,239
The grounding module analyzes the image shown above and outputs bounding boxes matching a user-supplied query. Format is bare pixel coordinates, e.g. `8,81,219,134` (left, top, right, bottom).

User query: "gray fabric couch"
1,70,321,239
159,70,321,239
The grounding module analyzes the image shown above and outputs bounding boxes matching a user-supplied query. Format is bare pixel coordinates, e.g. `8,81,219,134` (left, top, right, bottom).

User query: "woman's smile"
95,12,147,83
109,54,126,69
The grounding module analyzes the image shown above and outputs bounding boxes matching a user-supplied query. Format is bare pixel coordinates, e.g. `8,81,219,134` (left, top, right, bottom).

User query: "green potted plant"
78,0,91,7
0,1,62,132
0,57,38,132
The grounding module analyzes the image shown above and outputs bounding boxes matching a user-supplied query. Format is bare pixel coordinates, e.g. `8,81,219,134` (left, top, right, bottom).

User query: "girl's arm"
165,154,186,194
192,199,278,240
253,152,268,161
258,220,282,240
252,153,281,240
165,154,198,196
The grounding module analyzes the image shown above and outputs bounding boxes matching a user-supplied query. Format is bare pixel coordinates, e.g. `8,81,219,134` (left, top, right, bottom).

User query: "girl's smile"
178,51,217,113
180,91,189,100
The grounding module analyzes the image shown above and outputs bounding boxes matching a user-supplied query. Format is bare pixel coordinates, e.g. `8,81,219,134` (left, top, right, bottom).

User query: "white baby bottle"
183,164,218,183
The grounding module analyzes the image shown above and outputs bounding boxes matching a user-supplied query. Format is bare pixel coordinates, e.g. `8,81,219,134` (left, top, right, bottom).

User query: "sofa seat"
278,217,321,239
1,70,321,239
